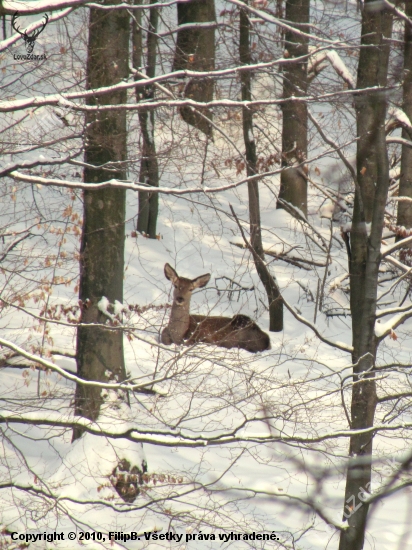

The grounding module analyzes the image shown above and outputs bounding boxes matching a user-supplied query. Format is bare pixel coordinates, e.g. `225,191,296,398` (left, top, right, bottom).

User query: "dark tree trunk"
73,1,129,441
339,3,392,549
277,0,309,216
396,1,412,240
133,0,159,238
239,3,283,332
173,0,215,136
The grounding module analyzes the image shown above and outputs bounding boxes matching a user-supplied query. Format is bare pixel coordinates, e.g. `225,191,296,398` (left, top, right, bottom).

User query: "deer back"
186,314,271,353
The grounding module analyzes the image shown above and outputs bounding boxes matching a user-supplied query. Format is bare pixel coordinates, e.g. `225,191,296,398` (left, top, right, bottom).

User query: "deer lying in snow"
161,263,270,353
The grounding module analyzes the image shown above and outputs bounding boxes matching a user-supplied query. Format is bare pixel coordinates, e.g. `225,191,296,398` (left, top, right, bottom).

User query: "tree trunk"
173,0,215,136
339,3,392,549
277,0,309,216
133,0,159,238
73,2,129,441
396,1,412,242
239,2,283,332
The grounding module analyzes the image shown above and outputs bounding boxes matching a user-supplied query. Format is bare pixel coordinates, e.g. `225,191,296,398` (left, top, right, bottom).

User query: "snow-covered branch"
1,413,412,446
227,0,350,46
381,233,412,257
374,309,412,340
281,294,353,353
0,153,81,179
10,169,280,195
0,72,397,115
0,336,167,392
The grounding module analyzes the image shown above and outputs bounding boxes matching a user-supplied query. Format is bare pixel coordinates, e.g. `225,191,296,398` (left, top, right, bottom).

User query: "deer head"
164,263,210,308
12,12,49,54
162,263,210,344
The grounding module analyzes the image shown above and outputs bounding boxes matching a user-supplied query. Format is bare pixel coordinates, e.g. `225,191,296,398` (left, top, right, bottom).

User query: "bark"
277,0,309,216
173,0,216,136
239,3,283,332
73,2,129,441
396,1,412,240
133,0,159,238
339,3,392,549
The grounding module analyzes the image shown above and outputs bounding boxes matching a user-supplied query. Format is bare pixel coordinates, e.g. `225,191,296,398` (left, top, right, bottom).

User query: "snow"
97,296,112,319
387,106,412,132
1,1,412,548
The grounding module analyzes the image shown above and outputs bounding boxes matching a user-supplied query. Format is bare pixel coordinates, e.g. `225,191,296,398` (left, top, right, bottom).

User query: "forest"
1,0,412,548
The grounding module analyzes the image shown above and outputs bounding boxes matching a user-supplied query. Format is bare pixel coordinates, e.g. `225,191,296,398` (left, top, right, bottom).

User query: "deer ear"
192,273,211,289
164,263,178,283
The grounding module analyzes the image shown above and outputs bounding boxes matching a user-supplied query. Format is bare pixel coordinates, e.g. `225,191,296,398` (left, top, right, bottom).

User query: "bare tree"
277,0,309,216
396,0,412,240
173,0,216,136
133,0,160,238
339,2,393,549
239,0,283,332
73,1,130,440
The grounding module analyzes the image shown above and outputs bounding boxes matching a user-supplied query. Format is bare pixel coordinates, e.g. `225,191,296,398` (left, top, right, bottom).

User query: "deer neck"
168,302,191,342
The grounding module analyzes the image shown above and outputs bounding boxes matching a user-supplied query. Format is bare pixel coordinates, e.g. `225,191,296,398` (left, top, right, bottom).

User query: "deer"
161,263,271,353
12,12,49,54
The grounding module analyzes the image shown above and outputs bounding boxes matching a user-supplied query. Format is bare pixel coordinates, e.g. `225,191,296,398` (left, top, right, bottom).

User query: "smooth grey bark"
133,0,159,238
239,2,283,332
173,0,216,136
277,0,309,216
396,1,412,242
73,2,129,441
339,3,392,549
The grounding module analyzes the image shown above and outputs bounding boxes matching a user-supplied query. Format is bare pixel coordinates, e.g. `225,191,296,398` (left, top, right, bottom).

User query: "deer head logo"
12,12,49,54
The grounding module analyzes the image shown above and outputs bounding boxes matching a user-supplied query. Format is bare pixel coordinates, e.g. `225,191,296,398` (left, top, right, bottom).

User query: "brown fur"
161,264,270,353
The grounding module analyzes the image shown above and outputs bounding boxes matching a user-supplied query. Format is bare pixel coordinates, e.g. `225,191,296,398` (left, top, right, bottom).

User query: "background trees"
1,1,412,548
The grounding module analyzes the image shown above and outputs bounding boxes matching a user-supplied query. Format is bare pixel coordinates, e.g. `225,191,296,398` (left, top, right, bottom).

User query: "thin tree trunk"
73,2,129,441
239,2,283,332
173,0,215,136
396,1,412,242
277,0,309,216
133,0,159,238
339,3,392,548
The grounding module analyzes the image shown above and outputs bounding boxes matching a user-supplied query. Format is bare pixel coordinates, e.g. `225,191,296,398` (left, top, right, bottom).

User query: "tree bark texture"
339,3,392,549
133,0,160,238
239,4,283,332
173,0,215,136
277,0,309,216
396,1,412,241
73,2,129,441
